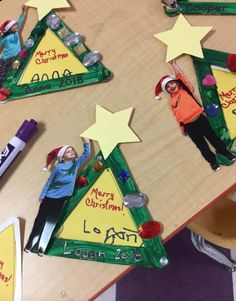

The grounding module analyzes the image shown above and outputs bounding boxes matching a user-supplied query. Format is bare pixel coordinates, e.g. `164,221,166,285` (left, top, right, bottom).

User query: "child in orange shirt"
155,60,236,171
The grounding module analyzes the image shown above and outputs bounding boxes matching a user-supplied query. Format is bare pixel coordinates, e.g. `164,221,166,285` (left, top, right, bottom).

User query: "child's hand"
168,59,180,76
0,31,3,38
168,59,176,66
22,5,27,13
81,137,90,143
180,126,187,136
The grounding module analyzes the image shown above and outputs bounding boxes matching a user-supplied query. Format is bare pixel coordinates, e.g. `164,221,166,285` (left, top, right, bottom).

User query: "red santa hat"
155,75,176,100
0,20,17,33
43,145,71,171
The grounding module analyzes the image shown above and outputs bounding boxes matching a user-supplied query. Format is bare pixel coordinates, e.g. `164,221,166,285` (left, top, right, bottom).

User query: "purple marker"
0,119,38,177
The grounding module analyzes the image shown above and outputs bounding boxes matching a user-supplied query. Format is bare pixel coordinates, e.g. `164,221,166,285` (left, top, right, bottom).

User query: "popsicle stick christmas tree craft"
191,48,236,165
0,217,21,301
28,106,168,268
45,147,168,268
162,0,236,17
3,11,111,101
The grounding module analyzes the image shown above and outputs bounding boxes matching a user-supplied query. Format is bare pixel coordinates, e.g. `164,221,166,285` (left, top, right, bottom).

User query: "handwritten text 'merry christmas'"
0,260,12,286
34,49,68,65
219,87,236,109
85,188,124,212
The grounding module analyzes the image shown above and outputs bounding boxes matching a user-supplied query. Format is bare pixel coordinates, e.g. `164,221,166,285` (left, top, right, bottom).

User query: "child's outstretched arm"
168,60,193,92
18,5,28,29
22,4,28,14
168,60,182,76
75,138,91,167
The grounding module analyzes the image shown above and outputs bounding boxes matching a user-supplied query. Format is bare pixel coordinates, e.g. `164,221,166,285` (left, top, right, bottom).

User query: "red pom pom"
138,221,162,239
18,49,29,59
77,176,87,187
0,87,11,96
226,54,236,72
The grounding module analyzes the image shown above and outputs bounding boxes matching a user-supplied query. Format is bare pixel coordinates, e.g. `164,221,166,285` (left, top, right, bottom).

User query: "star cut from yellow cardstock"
25,0,70,20
154,14,212,62
80,105,140,159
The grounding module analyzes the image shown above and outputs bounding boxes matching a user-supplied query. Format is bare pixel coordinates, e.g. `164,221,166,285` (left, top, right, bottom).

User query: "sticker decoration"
162,0,236,17
3,11,111,102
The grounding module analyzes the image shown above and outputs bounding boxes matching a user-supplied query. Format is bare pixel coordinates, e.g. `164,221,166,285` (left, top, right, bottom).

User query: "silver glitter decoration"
46,14,61,30
159,257,168,266
25,39,34,48
64,33,81,47
82,51,101,67
96,155,103,162
123,193,148,208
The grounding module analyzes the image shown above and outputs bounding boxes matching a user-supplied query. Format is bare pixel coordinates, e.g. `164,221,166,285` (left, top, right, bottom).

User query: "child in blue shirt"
24,138,91,256
0,5,27,101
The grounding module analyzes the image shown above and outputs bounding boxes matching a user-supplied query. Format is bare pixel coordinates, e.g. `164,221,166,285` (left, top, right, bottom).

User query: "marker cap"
15,119,38,143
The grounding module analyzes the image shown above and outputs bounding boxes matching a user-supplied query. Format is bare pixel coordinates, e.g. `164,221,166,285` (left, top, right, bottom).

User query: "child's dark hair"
1,30,13,38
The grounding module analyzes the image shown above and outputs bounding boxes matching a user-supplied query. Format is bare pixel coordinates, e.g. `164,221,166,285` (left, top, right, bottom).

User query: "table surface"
1,1,236,300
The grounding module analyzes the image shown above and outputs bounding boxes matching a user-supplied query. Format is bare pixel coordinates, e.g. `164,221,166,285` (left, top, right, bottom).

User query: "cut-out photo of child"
0,5,27,102
24,138,91,256
155,60,236,171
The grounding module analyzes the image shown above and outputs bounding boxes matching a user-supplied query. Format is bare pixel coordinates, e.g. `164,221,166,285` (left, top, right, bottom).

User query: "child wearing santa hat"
0,5,27,102
24,137,91,256
155,60,236,171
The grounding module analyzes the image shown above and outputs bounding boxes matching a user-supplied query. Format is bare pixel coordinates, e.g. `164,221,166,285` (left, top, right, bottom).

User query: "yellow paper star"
154,14,212,62
80,106,140,159
25,0,70,20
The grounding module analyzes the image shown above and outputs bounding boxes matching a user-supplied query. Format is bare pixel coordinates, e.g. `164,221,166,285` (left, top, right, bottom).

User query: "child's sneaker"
210,161,221,172
24,247,30,253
